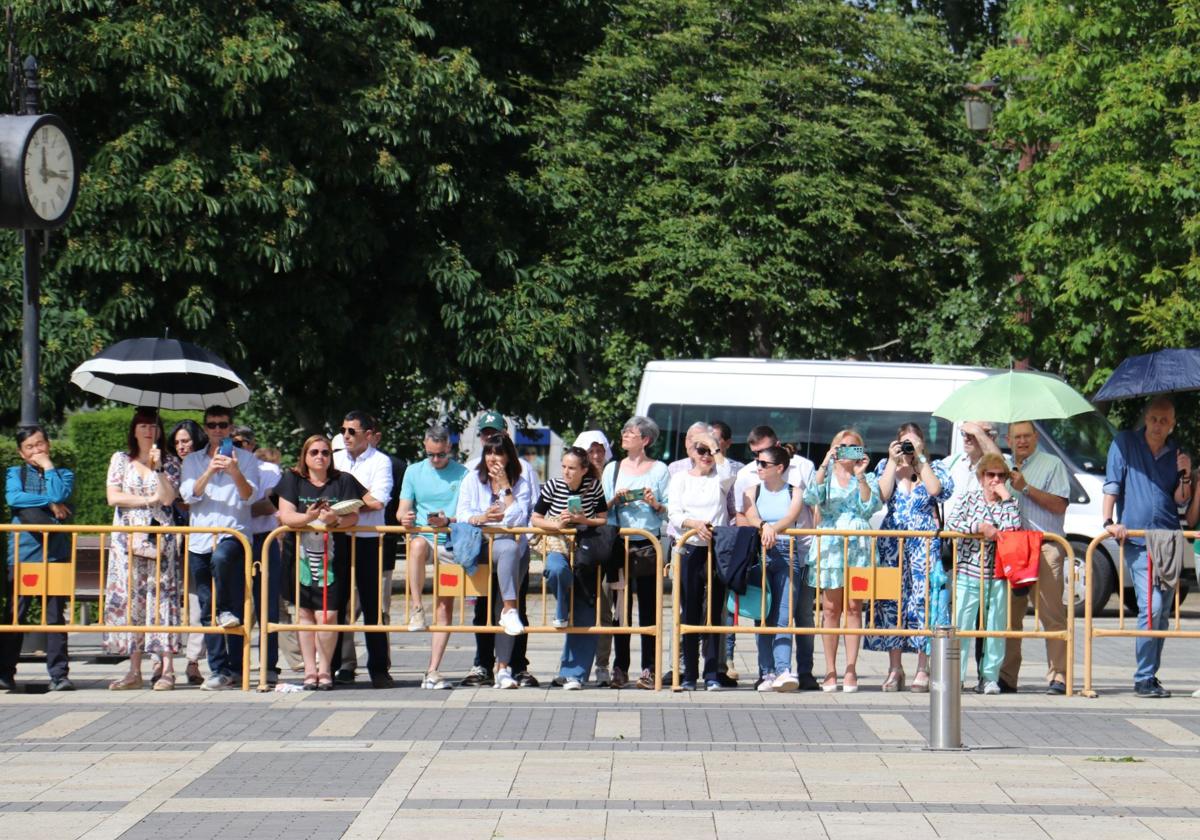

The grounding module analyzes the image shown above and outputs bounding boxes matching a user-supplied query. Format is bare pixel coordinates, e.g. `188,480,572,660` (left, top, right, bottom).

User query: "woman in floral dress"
103,408,183,690
865,423,952,693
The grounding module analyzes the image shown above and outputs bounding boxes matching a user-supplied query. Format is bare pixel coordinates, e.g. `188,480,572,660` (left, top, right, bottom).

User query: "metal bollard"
928,626,963,750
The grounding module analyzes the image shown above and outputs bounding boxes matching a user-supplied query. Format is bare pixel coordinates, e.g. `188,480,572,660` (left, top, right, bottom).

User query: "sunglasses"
205,421,230,430
694,446,713,457
308,449,332,458
755,459,779,469
983,471,1009,480
340,426,362,436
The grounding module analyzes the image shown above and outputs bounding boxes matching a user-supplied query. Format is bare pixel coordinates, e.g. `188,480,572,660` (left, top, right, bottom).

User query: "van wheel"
1070,538,1114,615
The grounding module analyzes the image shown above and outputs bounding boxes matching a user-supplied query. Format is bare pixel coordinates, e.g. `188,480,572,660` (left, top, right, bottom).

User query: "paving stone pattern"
175,751,405,798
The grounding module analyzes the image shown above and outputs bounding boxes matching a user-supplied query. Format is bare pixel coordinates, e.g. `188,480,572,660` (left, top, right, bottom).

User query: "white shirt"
249,460,282,536
334,445,393,537
180,446,262,554
667,462,736,545
465,454,541,512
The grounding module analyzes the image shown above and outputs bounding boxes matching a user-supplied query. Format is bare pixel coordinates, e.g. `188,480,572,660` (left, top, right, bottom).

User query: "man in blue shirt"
1103,396,1192,698
0,426,75,692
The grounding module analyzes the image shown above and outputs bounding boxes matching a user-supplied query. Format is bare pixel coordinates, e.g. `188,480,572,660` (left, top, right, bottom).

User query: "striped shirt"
1011,447,1070,536
534,476,607,519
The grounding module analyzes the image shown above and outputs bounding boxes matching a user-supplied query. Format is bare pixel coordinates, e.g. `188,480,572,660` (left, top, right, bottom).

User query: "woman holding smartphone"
804,429,881,693
455,434,535,689
532,446,608,690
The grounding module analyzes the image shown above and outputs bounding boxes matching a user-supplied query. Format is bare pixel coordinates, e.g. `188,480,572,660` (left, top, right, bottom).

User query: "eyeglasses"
983,471,1009,480
962,430,997,440
308,449,332,458
755,459,778,469
340,426,361,436
426,451,451,460
205,421,230,430
694,446,713,457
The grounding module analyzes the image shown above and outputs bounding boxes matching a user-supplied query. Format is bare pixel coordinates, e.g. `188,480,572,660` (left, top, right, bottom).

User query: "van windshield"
1036,412,1115,475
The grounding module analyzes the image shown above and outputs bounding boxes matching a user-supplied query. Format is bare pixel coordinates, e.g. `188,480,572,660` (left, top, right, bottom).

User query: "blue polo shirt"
1103,428,1181,545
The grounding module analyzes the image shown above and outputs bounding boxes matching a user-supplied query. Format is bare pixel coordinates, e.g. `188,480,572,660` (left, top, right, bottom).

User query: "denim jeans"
1126,545,1170,684
790,547,815,679
191,538,246,678
543,551,572,623
251,533,281,673
755,548,793,677
558,585,599,682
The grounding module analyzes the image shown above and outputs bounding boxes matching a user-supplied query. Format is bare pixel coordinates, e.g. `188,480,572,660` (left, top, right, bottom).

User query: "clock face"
23,123,75,222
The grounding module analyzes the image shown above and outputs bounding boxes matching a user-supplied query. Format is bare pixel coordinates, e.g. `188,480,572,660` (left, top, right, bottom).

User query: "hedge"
64,408,203,524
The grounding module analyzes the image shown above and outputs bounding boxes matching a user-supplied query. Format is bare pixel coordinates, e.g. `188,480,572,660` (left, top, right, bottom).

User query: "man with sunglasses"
331,410,394,688
943,421,1002,522
733,425,820,690
179,406,262,690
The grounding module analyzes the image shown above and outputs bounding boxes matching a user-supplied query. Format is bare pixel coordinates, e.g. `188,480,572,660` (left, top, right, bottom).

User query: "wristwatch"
1103,518,1114,528
918,455,928,465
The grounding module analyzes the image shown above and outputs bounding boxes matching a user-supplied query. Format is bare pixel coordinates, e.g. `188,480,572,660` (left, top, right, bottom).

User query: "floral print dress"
864,459,953,654
102,451,182,655
803,471,882,590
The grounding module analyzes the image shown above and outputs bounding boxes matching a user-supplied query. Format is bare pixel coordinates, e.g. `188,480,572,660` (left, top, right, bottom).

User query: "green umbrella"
933,371,1094,423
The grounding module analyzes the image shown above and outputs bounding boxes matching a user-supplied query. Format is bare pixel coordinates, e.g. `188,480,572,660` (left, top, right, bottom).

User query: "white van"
634,358,1187,614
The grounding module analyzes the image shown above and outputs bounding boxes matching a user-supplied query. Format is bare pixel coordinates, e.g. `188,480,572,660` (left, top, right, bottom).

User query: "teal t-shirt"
399,458,467,542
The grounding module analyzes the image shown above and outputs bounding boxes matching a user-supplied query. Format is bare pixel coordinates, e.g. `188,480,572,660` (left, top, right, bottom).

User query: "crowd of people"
0,397,1192,699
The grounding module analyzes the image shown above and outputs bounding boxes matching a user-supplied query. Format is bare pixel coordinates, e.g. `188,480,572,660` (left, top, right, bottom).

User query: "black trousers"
473,550,531,674
613,572,657,674
330,537,390,676
679,544,725,683
0,568,69,680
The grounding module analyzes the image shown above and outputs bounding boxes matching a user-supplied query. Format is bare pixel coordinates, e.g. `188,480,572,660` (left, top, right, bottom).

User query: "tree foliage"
980,0,1200,394
522,0,987,425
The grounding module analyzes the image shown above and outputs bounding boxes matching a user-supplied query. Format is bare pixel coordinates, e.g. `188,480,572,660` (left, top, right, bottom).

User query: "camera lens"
900,441,914,454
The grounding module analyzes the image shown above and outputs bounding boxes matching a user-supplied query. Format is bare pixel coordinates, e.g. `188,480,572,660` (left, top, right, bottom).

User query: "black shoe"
516,671,539,688
459,666,492,687
334,668,356,685
716,672,738,688
974,681,985,694
48,677,75,692
1135,678,1171,698
796,674,821,692
998,679,1018,694
1046,680,1066,696
0,674,16,692
370,673,395,689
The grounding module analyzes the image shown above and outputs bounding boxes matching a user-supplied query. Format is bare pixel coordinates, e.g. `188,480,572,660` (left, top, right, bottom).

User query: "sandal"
302,675,319,691
821,671,838,693
882,667,905,693
185,660,203,686
108,672,144,691
151,657,163,684
910,668,930,693
317,673,334,691
152,673,176,692
842,666,859,694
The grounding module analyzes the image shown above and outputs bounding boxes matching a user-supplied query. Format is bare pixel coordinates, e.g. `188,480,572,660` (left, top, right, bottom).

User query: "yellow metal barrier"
670,527,1074,695
1082,530,1198,698
258,525,665,691
1,523,255,690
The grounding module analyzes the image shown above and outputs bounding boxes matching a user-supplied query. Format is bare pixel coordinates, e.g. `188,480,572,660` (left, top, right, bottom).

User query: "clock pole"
18,53,38,427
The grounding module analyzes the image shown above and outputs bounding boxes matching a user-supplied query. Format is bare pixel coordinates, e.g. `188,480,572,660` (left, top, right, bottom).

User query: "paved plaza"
2,601,1200,839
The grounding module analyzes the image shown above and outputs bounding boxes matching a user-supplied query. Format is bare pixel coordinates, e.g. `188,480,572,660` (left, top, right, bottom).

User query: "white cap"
573,430,612,462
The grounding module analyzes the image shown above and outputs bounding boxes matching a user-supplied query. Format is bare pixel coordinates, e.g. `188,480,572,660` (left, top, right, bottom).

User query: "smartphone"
567,495,583,514
218,438,234,457
622,489,639,504
836,444,865,461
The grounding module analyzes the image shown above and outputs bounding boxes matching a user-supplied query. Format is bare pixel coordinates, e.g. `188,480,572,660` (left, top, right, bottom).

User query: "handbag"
625,540,658,578
726,583,771,621
932,501,955,571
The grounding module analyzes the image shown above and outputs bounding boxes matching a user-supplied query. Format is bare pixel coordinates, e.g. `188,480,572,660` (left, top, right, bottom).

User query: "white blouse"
667,463,737,547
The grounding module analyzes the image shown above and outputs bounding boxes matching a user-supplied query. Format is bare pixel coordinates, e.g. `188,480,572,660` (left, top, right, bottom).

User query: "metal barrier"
1,523,255,690
258,525,665,691
670,527,1074,694
1081,530,1198,698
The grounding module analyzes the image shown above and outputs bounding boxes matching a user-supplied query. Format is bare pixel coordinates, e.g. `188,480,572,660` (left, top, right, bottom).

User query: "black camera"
899,441,915,455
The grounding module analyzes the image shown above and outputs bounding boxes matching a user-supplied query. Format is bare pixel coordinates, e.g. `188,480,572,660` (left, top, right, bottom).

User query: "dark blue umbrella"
1094,348,1200,401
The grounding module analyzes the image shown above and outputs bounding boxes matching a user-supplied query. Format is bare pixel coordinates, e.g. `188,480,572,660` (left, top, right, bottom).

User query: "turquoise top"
399,458,468,543
602,459,670,540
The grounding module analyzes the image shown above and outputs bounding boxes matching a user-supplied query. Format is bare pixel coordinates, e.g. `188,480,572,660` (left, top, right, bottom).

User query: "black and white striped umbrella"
70,338,250,410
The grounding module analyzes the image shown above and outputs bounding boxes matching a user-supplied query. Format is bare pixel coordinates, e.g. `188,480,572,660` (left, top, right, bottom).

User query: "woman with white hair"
667,429,736,691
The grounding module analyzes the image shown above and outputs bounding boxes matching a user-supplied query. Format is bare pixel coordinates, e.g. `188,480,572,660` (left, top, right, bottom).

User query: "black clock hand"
39,146,48,183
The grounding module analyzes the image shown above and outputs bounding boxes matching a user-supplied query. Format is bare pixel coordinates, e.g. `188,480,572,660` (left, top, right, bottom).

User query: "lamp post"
19,54,39,427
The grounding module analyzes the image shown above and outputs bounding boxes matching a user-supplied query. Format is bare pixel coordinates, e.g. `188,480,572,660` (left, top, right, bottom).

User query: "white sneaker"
593,666,611,687
982,680,1001,696
495,667,518,689
757,673,777,693
421,670,451,690
201,673,235,691
408,605,429,632
499,609,525,636
551,617,569,629
1192,688,1200,698
217,612,240,629
773,672,800,693
563,678,583,691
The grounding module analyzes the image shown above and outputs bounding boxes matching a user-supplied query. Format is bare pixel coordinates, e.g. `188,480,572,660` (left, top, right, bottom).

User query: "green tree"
979,0,1200,395
522,0,988,425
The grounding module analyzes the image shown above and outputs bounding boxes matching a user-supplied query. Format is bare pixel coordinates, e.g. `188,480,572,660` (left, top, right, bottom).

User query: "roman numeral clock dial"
0,114,79,229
